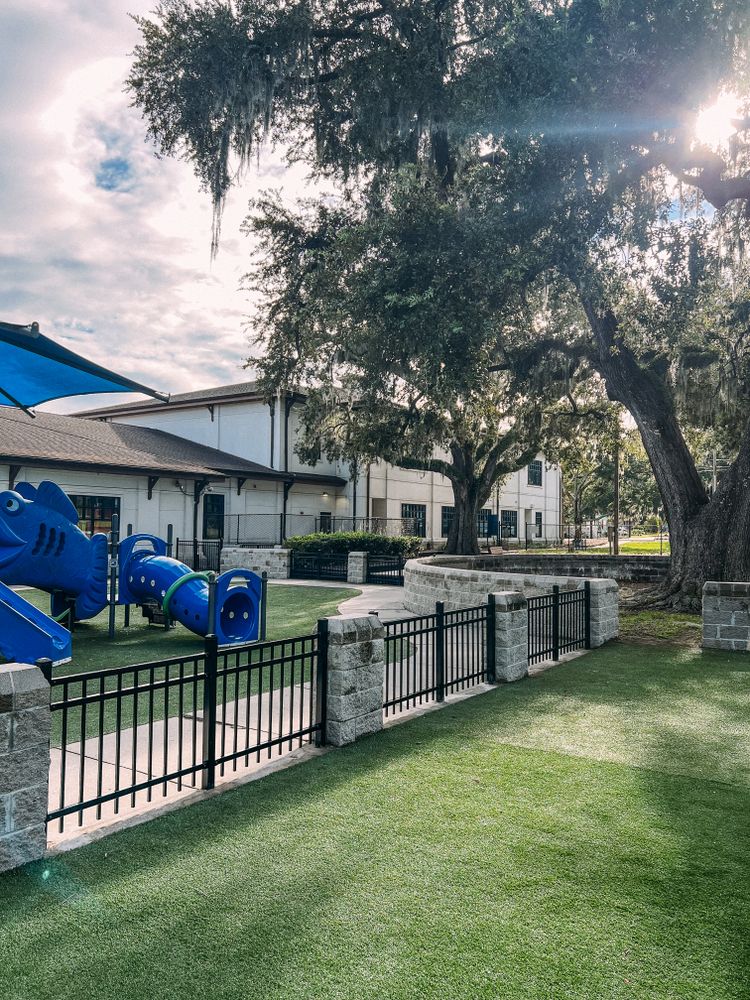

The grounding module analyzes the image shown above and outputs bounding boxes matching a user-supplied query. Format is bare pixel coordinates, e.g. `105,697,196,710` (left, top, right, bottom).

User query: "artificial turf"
2,639,749,999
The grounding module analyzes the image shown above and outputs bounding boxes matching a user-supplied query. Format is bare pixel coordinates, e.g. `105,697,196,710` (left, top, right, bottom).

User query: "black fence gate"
527,584,590,665
176,539,223,572
290,551,348,581
366,555,405,586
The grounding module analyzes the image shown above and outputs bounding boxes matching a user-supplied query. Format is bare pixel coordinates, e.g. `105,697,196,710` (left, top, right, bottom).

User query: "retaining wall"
221,546,291,579
405,555,618,647
481,553,669,583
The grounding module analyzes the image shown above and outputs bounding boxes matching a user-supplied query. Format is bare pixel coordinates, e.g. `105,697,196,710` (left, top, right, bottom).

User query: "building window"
318,511,332,533
442,506,492,537
401,503,427,538
527,460,543,487
441,506,454,537
69,495,120,536
202,493,225,539
477,508,492,537
500,509,518,539
535,511,543,538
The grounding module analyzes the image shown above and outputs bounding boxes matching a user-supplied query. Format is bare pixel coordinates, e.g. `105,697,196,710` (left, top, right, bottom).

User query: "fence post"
108,513,119,640
201,633,218,791
552,585,560,661
0,663,51,873
124,523,133,628
584,581,591,649
315,618,328,747
436,600,445,702
166,523,173,558
486,593,496,684
260,572,268,641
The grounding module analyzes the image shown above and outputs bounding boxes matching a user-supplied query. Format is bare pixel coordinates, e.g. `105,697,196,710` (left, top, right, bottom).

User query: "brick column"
492,591,528,682
587,579,619,647
347,551,368,585
326,615,384,746
0,663,50,873
703,582,750,651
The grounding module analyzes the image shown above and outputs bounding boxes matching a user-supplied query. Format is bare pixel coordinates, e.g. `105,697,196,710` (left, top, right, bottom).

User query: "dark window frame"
527,460,543,487
68,494,121,536
401,503,427,538
500,509,518,539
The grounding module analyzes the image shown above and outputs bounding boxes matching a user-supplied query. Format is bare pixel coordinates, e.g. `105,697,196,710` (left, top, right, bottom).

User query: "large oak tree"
129,0,750,603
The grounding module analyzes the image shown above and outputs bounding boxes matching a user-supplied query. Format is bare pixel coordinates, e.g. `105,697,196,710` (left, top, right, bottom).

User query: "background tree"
130,0,750,604
247,177,563,554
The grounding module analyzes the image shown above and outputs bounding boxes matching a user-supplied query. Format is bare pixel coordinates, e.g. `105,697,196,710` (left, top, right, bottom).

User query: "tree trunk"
444,479,484,555
580,295,750,608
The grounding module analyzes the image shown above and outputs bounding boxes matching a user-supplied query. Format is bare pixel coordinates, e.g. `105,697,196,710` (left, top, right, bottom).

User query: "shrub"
285,531,423,557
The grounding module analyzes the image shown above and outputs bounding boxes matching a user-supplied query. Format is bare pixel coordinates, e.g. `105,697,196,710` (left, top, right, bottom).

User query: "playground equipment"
117,534,262,646
0,481,262,665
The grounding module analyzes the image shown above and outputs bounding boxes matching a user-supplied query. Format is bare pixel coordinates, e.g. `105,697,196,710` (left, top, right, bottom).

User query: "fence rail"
44,627,325,833
527,584,590,665
383,599,491,718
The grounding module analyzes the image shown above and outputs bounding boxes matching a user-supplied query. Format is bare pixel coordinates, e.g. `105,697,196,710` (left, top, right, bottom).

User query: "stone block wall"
325,616,385,746
492,592,528,682
588,580,619,647
347,551,368,585
702,582,750,651
0,663,50,873
485,553,669,584
221,546,291,579
404,557,618,646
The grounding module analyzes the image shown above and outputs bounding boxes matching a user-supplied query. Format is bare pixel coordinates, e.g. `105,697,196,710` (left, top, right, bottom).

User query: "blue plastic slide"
118,535,261,645
0,580,72,665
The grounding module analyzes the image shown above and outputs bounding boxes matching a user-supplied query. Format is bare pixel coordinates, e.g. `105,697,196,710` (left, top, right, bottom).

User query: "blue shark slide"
0,580,71,665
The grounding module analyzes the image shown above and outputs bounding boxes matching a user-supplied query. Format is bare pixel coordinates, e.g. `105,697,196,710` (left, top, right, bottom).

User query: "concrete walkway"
270,578,410,622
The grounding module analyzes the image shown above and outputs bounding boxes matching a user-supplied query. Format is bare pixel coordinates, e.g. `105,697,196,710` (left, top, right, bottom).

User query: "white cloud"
0,0,316,412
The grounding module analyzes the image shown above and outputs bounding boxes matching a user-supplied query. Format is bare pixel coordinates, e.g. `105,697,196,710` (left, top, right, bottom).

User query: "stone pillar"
702,582,750,651
0,663,50,873
326,615,384,746
492,591,528,682
588,579,619,647
347,551,368,585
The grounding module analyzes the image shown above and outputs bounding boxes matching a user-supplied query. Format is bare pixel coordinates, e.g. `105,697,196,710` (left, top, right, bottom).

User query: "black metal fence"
366,555,405,586
527,584,590,666
176,539,223,572
290,551,349,581
383,599,492,718
43,627,326,833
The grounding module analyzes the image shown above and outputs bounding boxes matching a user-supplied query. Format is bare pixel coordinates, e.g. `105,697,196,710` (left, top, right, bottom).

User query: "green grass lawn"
619,539,671,555
13,583,359,672
2,639,750,999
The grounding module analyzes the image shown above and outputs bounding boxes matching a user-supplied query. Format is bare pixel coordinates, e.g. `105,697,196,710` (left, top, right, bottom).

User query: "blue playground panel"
0,482,261,666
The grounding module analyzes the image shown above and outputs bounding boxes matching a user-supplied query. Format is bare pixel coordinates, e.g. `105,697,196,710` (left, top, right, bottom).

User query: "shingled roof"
78,380,264,418
0,408,289,481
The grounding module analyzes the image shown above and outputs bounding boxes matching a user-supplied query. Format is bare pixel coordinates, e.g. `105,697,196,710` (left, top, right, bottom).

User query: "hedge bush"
285,531,423,557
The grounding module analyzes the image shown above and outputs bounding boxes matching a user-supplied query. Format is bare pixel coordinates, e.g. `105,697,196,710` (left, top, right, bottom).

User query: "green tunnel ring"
161,571,212,617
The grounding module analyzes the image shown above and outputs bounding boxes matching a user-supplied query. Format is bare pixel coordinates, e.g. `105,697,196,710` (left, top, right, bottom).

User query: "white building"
0,381,562,546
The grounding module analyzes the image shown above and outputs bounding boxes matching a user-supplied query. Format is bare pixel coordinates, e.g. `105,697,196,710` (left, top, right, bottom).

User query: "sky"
0,0,310,411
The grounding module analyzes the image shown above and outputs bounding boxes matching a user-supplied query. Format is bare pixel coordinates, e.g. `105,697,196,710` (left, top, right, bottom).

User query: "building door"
202,493,225,539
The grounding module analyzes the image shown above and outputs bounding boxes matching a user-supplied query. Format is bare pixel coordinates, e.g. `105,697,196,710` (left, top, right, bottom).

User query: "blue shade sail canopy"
0,320,169,413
